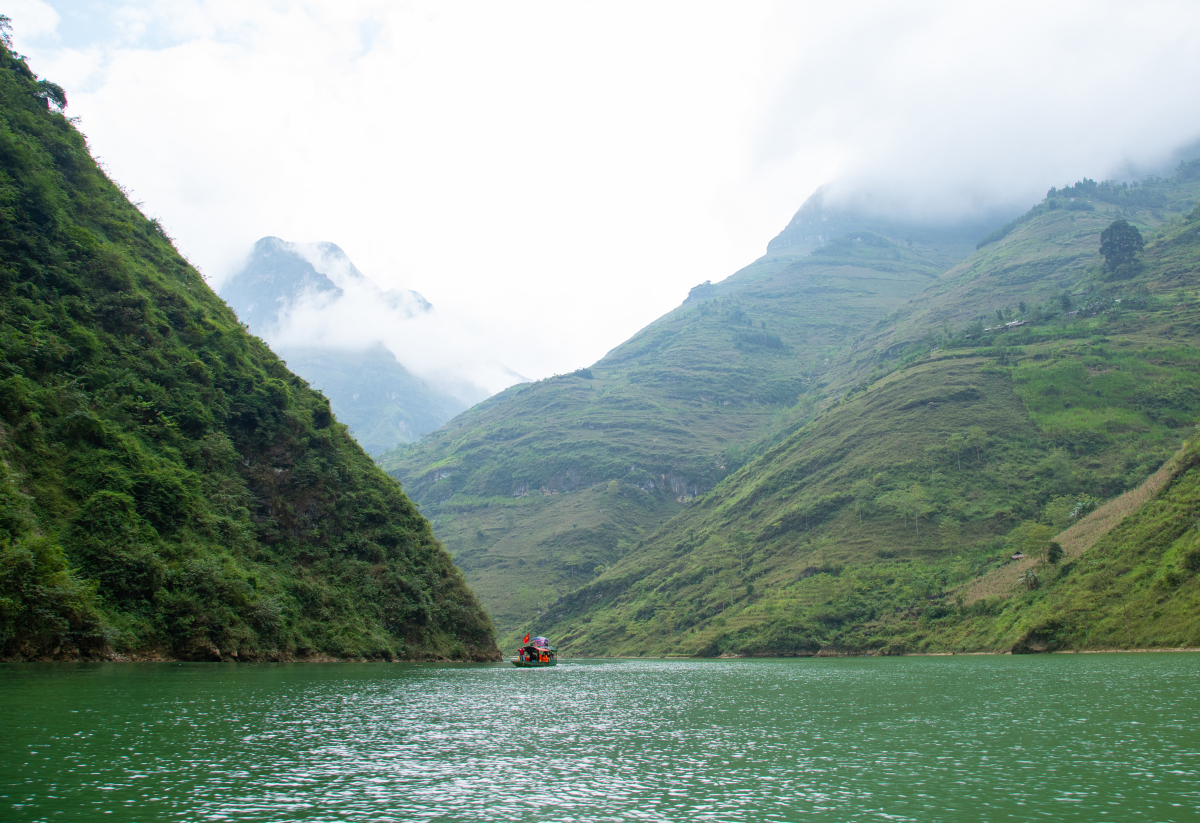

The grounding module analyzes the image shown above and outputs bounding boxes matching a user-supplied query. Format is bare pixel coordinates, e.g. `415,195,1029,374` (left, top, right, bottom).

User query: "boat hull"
511,658,557,667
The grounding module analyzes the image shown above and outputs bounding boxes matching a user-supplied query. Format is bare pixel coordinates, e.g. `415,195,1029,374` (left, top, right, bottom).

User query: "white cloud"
749,1,1200,220
10,2,784,381
273,285,522,405
9,1,1200,382
3,0,59,40
261,239,518,402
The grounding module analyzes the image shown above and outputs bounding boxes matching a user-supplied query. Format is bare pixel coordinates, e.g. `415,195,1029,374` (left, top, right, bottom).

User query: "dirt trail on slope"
960,438,1191,604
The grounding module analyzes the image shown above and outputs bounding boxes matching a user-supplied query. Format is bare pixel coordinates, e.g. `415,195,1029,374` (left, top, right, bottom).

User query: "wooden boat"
512,636,557,667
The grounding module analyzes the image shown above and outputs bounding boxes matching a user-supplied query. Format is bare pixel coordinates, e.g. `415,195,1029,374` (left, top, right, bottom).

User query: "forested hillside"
0,44,498,661
383,201,996,639
535,172,1200,655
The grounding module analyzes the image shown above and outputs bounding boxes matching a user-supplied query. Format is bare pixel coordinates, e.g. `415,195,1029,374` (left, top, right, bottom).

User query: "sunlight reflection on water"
2,655,1199,822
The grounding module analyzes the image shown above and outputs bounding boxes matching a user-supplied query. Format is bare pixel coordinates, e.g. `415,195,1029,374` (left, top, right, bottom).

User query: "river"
2,654,1198,821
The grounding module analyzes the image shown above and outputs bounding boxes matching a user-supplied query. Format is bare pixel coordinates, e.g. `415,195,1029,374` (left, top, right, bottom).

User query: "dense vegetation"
0,43,497,661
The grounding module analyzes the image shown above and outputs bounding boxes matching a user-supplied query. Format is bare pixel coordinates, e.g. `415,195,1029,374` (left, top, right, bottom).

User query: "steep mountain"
533,168,1200,656
841,172,1200,380
0,45,497,661
766,184,998,259
222,236,432,332
383,196,1002,639
220,237,475,455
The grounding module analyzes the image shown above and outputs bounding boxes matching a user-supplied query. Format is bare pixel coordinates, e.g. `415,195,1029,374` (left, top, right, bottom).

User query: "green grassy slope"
383,205,992,641
531,178,1200,656
0,46,497,661
924,432,1200,653
833,171,1200,389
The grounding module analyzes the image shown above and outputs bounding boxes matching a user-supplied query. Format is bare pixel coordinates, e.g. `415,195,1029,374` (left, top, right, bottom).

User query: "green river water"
1,654,1197,822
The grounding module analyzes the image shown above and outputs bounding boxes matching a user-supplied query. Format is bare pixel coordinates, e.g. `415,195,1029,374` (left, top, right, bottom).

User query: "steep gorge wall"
0,45,498,661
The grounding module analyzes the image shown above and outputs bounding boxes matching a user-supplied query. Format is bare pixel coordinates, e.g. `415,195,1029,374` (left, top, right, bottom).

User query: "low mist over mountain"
382,188,1003,636
221,237,433,334
765,185,1012,259
221,238,522,455
386,160,1200,655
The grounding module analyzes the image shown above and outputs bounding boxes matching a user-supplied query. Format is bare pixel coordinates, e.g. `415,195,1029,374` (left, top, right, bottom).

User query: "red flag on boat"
523,633,530,643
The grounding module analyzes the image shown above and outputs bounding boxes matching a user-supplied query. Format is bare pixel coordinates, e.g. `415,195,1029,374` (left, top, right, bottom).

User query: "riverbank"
612,645,1200,660
2,645,502,664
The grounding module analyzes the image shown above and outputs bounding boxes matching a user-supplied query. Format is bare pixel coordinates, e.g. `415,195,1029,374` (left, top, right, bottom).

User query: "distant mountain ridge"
766,185,1008,258
220,237,478,455
222,237,431,333
382,189,999,638
281,344,466,454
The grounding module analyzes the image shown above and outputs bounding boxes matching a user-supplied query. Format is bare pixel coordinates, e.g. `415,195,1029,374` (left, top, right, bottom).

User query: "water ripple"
2,655,1199,821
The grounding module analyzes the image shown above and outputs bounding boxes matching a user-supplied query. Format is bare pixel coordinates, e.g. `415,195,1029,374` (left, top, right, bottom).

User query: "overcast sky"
8,0,1200,385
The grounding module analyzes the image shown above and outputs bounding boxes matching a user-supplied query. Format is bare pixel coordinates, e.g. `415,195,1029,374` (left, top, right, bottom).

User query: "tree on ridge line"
1100,219,1144,270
